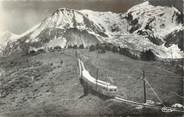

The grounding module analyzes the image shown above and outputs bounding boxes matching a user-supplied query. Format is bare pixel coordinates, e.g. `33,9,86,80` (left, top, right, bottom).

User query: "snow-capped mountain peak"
1,1,184,59
126,1,183,41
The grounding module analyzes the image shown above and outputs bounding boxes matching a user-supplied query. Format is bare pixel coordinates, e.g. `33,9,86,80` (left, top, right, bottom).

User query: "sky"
0,0,182,34
0,0,146,34
0,1,5,33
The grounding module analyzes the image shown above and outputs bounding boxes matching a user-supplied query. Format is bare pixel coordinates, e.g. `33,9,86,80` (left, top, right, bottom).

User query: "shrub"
73,45,78,49
48,47,54,52
112,46,119,53
96,43,100,50
79,44,84,49
98,49,106,54
98,44,106,50
50,63,53,66
54,46,62,50
118,47,138,59
68,45,73,48
119,48,129,55
29,50,37,55
89,45,96,52
107,43,114,51
141,49,156,61
60,60,63,65
37,49,46,54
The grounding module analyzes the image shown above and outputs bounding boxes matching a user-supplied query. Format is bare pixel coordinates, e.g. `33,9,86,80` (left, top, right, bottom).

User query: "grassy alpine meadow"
0,49,182,117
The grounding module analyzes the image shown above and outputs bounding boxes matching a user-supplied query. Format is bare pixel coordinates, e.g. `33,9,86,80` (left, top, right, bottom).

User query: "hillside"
0,49,182,116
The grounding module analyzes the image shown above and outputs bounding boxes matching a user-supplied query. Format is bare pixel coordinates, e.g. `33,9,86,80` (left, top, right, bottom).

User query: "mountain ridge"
1,1,183,59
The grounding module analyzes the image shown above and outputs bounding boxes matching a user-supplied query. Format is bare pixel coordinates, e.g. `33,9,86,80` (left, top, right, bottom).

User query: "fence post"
143,70,146,103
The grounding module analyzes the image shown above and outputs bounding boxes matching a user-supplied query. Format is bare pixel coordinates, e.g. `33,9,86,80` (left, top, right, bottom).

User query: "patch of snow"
156,44,184,59
128,1,182,40
172,103,184,108
74,12,84,24
45,37,67,48
80,10,127,36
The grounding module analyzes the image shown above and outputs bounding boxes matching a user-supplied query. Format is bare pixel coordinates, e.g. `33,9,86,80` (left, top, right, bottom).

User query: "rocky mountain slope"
2,8,127,55
0,31,18,54
126,1,183,58
1,1,183,59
